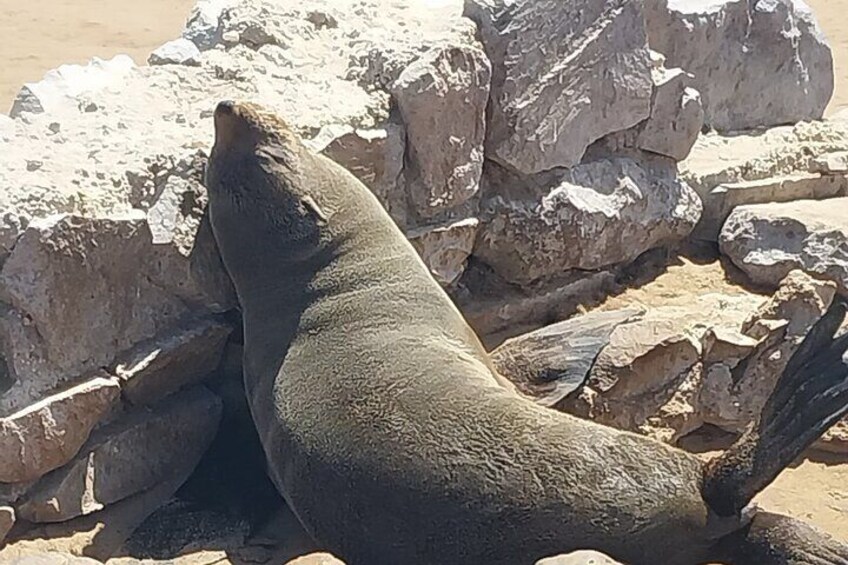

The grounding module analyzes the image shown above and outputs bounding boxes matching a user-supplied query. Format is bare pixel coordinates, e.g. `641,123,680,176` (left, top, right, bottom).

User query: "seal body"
205,101,847,565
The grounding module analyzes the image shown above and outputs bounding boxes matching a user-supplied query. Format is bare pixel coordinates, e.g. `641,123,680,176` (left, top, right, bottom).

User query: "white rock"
700,270,836,430
392,42,490,218
0,376,120,483
464,0,653,173
148,39,202,67
719,197,848,294
646,0,833,132
407,218,479,286
696,172,847,240
475,158,702,284
9,55,136,117
182,0,236,49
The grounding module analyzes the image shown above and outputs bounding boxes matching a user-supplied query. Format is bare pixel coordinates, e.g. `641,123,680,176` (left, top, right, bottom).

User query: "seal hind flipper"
710,511,848,565
702,297,848,517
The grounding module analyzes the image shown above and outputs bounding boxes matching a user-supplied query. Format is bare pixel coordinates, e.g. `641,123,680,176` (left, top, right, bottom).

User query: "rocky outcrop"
645,0,834,132
719,198,848,294
681,118,848,240
0,376,120,484
17,386,221,523
1,0,845,558
464,0,653,173
475,158,702,284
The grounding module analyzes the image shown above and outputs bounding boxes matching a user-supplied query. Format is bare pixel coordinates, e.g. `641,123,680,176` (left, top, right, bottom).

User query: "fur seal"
204,100,848,565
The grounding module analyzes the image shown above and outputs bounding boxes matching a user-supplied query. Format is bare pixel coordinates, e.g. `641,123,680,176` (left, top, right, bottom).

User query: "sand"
0,0,196,112
0,0,845,557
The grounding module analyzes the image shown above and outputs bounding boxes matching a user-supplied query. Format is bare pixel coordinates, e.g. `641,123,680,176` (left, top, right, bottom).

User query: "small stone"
811,151,848,174
147,38,202,67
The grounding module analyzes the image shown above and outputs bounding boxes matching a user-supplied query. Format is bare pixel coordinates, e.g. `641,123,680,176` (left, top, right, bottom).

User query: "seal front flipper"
701,296,848,518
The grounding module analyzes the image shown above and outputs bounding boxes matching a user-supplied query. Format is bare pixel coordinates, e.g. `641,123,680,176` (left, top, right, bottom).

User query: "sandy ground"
0,0,195,112
0,0,845,558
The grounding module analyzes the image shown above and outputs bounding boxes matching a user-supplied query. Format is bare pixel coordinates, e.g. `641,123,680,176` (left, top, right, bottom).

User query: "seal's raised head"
211,99,297,157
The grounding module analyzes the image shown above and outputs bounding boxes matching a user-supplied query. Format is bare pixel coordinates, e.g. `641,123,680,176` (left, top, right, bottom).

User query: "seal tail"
701,296,848,517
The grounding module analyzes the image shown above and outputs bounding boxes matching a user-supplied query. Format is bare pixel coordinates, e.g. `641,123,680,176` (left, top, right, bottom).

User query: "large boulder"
464,0,653,173
719,197,848,294
474,158,702,284
645,0,834,132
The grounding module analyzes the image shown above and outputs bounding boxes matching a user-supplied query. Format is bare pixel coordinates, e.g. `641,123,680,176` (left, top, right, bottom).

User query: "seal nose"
216,100,236,116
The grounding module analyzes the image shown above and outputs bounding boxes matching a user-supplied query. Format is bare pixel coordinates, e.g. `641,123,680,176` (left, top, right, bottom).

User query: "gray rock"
392,42,490,218
147,39,202,67
812,150,848,174
112,318,232,406
0,506,13,545
464,0,653,173
0,376,120,483
696,173,847,241
645,0,833,132
315,124,409,229
700,270,836,430
182,0,234,49
457,268,619,347
475,158,702,284
636,60,704,161
18,387,222,523
719,197,848,294
407,218,479,287
0,213,189,398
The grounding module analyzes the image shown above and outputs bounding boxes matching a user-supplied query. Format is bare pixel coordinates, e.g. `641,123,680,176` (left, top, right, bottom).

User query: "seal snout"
215,100,237,116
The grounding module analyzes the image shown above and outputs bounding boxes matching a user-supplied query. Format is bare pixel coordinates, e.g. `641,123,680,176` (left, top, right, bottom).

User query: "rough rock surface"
391,43,490,218
148,39,202,67
0,506,13,544
5,553,101,565
719,197,848,294
475,158,702,284
286,554,345,565
407,218,479,287
646,0,834,132
0,376,121,483
18,387,222,523
112,318,232,406
464,0,653,173
681,118,848,240
700,270,836,431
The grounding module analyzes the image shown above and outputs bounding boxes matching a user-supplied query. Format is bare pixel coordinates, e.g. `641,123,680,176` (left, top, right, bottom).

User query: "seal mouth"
212,99,257,154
